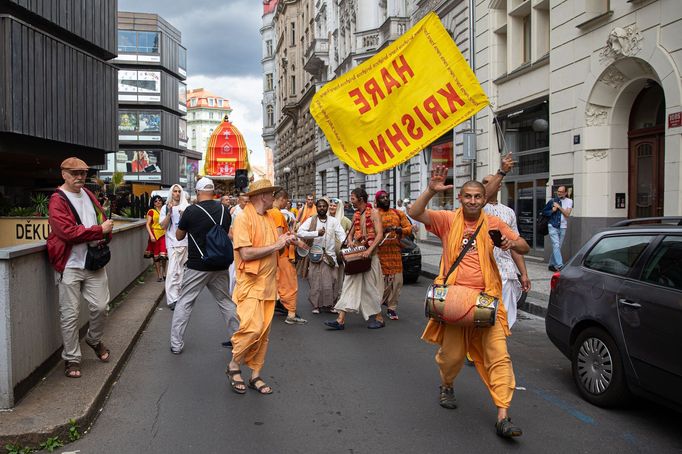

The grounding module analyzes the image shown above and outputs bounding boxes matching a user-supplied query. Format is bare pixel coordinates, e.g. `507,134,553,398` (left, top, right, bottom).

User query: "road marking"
530,388,595,425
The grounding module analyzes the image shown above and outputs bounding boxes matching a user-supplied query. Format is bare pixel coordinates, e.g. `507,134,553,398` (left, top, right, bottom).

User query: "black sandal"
64,361,81,379
439,385,457,409
226,368,246,394
87,341,110,362
248,377,273,395
495,417,523,438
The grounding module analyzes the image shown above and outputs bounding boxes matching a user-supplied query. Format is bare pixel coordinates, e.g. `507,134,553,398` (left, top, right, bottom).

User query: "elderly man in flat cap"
47,157,115,379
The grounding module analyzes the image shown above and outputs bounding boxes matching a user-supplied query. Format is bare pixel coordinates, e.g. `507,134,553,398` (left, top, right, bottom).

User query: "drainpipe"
469,0,476,181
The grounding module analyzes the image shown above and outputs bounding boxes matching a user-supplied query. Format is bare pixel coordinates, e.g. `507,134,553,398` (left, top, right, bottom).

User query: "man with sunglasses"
47,157,115,379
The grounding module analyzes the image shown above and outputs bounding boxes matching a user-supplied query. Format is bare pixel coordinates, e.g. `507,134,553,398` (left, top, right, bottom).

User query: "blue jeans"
548,224,566,268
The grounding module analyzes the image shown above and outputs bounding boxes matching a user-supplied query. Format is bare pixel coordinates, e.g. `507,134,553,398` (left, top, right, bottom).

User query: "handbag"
57,190,111,271
424,222,499,328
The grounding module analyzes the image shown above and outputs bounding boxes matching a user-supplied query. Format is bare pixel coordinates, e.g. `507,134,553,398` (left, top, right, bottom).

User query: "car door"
617,235,682,404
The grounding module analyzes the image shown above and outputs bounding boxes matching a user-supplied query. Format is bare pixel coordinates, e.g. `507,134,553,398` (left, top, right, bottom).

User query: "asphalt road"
65,277,682,453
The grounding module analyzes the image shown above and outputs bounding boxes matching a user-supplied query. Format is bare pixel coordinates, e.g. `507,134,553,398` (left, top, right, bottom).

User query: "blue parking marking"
531,388,596,425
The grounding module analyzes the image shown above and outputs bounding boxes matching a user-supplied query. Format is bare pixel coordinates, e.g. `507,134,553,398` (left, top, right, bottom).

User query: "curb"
0,268,166,451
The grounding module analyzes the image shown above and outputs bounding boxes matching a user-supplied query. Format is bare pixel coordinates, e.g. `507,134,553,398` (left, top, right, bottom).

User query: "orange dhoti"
231,297,275,370
277,252,298,313
423,305,515,409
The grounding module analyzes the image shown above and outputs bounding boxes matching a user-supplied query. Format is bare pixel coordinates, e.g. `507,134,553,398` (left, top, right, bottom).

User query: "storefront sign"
310,13,488,174
0,218,50,248
668,111,682,128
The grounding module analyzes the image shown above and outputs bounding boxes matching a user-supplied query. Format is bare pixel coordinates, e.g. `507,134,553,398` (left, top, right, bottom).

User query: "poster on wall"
118,112,138,132
124,150,161,173
118,70,139,92
139,113,161,132
137,71,161,93
179,118,187,142
179,83,187,112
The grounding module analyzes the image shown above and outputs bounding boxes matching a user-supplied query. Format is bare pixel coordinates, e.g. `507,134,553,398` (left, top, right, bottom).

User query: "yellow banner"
310,12,489,175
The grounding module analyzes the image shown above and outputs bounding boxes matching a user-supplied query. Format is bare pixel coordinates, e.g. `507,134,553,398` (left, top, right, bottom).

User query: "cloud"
118,0,262,77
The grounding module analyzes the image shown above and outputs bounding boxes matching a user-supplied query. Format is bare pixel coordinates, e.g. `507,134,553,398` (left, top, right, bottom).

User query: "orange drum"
424,284,498,327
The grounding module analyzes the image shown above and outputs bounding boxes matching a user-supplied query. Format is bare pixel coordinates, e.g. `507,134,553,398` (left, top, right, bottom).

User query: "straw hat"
245,179,281,197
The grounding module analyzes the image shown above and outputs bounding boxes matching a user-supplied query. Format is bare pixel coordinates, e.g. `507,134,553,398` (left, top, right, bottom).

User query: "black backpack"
189,204,233,268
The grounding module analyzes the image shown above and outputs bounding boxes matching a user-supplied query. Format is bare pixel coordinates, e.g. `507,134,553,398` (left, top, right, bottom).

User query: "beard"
377,200,390,209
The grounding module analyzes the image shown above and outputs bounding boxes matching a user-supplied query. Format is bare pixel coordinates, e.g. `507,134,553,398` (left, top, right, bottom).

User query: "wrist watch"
497,169,507,177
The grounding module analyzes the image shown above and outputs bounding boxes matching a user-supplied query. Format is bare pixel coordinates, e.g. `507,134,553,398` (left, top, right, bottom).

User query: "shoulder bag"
56,190,111,271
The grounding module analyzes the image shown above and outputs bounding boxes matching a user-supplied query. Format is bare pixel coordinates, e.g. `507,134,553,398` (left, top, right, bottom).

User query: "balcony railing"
304,38,329,76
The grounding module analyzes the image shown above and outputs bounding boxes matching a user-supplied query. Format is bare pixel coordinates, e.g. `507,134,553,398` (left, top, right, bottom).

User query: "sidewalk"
0,268,166,450
417,239,552,317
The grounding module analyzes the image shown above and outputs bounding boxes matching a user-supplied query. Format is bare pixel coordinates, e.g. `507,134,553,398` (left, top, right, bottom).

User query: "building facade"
474,0,682,257
0,0,118,201
100,12,197,193
261,0,278,159
186,88,233,173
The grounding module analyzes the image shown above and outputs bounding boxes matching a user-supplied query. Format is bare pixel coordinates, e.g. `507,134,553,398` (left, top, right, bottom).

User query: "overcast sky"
118,0,265,165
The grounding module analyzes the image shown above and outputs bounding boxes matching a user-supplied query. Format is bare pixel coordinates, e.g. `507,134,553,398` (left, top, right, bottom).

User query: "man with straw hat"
227,179,298,395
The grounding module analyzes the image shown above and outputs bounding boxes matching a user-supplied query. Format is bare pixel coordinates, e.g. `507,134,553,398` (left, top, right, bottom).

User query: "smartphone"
488,229,503,247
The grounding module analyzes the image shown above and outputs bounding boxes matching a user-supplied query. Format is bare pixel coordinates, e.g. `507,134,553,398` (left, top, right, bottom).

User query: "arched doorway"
628,82,665,218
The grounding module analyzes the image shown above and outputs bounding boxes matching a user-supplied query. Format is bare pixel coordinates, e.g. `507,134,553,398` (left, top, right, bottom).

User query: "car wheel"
571,327,629,407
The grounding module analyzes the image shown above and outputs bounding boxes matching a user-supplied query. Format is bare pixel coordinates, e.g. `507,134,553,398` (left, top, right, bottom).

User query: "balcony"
303,38,329,77
379,17,410,46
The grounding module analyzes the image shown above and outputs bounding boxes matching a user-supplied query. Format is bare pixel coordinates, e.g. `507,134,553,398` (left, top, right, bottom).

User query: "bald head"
460,180,486,195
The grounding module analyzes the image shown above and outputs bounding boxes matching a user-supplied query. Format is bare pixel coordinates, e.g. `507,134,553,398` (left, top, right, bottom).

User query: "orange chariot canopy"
203,116,249,179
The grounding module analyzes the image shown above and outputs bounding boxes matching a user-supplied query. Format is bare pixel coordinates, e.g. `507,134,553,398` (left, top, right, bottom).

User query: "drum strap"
440,222,483,284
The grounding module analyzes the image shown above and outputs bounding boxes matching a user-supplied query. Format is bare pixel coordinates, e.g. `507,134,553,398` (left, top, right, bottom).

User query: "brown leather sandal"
64,361,81,378
226,368,246,394
87,341,111,362
248,377,273,395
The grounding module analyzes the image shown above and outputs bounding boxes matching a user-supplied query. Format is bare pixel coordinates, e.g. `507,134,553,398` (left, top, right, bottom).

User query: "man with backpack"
169,177,239,354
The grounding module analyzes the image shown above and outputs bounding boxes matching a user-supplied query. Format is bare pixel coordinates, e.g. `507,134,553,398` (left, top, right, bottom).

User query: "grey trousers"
170,267,239,351
57,267,110,363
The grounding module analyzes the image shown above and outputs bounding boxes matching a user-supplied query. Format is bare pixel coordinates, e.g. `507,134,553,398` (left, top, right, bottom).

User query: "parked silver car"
545,217,682,410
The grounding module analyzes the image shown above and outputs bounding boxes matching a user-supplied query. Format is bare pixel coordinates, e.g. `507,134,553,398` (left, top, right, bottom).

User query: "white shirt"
297,215,346,265
559,197,573,228
483,202,519,280
63,188,98,269
159,204,188,248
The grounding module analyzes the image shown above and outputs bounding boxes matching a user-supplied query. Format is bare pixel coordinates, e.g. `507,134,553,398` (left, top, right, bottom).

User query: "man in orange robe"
227,179,297,395
269,189,307,325
409,165,529,439
296,193,317,227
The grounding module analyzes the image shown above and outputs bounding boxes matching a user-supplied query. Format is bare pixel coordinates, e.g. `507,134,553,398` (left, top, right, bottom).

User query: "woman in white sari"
158,184,189,309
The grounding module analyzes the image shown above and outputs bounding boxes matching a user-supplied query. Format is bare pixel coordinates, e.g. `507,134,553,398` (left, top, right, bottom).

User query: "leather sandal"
87,341,110,362
248,377,273,395
439,385,457,409
64,361,81,379
226,368,246,394
495,417,523,438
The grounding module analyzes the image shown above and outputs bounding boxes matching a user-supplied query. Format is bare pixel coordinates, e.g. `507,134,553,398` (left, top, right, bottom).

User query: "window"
192,129,196,139
217,99,223,107
117,30,137,52
266,73,274,91
266,39,273,57
266,105,274,127
178,83,187,110
190,98,198,107
179,47,187,71
137,32,160,53
290,22,296,46
179,118,187,142
522,15,531,64
208,98,215,107
290,75,296,95
209,112,214,120
584,235,655,276
191,112,195,120
641,236,682,290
